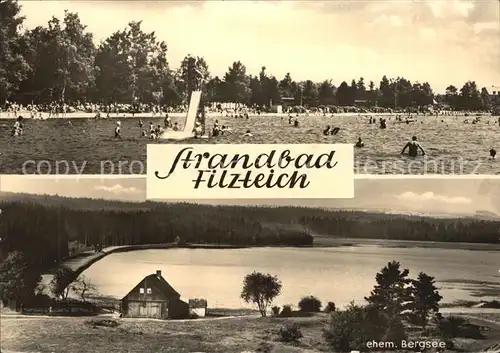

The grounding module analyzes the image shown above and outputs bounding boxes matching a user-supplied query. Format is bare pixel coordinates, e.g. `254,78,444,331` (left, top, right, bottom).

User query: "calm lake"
81,246,500,309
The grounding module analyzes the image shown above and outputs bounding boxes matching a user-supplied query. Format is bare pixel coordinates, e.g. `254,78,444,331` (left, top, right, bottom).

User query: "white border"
354,174,500,179
0,175,144,179
2,174,500,180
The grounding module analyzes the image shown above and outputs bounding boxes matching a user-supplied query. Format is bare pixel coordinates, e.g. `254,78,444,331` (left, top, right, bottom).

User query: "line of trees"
0,250,98,310
0,193,499,273
1,0,497,111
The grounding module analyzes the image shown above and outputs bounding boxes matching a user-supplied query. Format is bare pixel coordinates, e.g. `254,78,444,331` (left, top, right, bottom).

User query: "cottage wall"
191,307,206,317
167,299,189,319
125,300,168,319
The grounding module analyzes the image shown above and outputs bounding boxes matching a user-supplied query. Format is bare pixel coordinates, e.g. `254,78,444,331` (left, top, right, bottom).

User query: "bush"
437,316,483,339
22,293,53,308
383,317,407,343
280,305,293,317
324,301,336,313
279,323,303,343
86,319,119,328
323,303,407,352
298,295,322,312
271,306,281,317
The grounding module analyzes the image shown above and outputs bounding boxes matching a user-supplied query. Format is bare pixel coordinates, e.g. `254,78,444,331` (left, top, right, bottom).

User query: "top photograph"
0,0,499,175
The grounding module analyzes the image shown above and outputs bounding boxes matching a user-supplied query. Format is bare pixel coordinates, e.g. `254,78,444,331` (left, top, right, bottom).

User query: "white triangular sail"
159,90,202,140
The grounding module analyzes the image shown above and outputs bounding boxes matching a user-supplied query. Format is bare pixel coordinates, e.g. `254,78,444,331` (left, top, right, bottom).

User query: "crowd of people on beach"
1,100,192,120
3,98,482,120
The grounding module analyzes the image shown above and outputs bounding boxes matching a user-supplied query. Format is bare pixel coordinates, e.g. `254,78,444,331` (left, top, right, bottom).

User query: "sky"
1,176,499,217
17,0,500,94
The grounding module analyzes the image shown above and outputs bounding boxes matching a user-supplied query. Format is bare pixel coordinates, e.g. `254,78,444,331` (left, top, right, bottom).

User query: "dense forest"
0,193,498,271
1,0,497,111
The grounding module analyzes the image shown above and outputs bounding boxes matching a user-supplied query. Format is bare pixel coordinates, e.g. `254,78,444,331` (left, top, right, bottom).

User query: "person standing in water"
114,121,122,139
355,137,364,148
401,136,425,157
12,116,23,136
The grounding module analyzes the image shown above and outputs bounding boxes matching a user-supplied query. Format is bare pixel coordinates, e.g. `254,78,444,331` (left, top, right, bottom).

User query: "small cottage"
189,298,208,317
121,270,189,319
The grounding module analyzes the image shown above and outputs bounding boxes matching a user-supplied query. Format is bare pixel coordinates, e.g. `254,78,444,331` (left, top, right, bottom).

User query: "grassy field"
1,312,500,353
0,113,498,174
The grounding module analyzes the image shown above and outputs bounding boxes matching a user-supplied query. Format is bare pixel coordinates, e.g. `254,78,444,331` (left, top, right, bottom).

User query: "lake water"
1,114,498,174
81,246,500,309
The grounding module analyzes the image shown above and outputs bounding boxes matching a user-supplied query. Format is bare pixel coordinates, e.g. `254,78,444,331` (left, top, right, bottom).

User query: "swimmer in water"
401,136,425,157
293,118,299,127
139,120,143,128
330,127,340,135
355,137,364,148
490,149,497,159
323,125,331,135
114,121,122,139
243,129,253,137
193,121,202,137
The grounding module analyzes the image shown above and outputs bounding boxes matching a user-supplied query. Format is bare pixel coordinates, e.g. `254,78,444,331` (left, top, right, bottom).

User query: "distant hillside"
0,192,151,211
378,209,499,221
0,191,494,223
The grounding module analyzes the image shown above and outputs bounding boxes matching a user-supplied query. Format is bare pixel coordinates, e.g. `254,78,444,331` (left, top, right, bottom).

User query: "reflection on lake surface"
81,246,500,309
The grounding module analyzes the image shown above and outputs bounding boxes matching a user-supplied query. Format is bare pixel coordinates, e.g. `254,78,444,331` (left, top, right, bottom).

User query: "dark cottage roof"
121,272,181,300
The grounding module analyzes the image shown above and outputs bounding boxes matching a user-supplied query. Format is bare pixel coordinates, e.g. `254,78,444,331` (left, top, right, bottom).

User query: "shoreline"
312,236,500,251
3,306,500,318
0,111,490,120
55,242,248,278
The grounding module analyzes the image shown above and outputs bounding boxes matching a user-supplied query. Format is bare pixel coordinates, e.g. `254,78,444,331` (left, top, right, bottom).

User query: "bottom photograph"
0,176,499,353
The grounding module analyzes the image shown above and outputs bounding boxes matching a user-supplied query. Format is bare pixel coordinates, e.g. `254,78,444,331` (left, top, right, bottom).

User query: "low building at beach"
189,298,208,317
280,96,295,110
120,270,189,319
